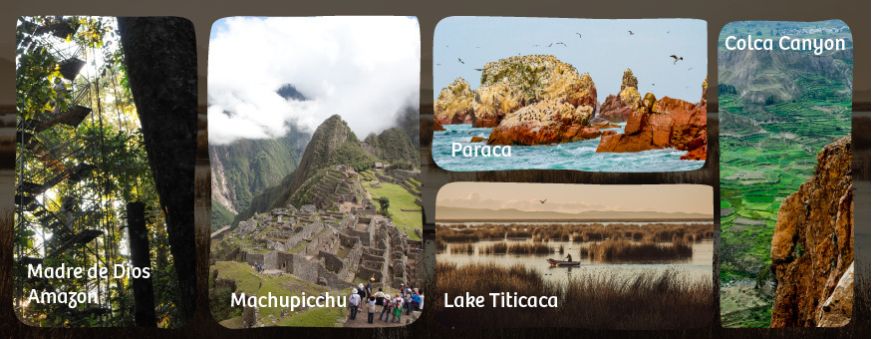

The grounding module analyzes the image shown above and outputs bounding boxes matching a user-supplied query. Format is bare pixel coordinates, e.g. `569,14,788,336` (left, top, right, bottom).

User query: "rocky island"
433,54,707,164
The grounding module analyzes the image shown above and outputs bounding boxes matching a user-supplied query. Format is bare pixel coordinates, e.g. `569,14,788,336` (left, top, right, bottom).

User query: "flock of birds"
438,30,692,72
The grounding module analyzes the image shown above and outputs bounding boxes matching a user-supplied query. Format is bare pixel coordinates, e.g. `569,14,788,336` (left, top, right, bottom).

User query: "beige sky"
437,183,713,215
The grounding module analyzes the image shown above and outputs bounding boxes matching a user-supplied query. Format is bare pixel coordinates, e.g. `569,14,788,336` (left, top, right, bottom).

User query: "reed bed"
449,243,475,255
437,223,714,245
507,243,553,255
480,242,508,255
588,239,693,262
435,262,713,329
480,242,553,255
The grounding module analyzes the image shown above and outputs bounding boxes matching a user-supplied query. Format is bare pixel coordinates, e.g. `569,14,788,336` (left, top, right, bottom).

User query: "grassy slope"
363,179,422,241
211,261,344,327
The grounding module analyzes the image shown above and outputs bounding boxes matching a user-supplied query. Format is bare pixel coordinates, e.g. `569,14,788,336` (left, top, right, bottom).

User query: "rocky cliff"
478,55,599,144
473,55,597,129
598,68,642,122
596,80,707,160
487,99,598,145
434,78,475,124
472,81,523,128
770,136,853,328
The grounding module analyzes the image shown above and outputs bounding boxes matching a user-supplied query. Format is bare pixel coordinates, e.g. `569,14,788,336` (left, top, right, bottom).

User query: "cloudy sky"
437,183,713,215
434,18,706,103
208,16,420,145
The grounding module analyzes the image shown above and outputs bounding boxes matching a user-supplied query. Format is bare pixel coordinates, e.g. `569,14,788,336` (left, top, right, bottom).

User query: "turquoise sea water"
432,124,704,172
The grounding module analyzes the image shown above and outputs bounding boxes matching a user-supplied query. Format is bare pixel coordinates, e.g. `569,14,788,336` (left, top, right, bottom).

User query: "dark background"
0,0,870,338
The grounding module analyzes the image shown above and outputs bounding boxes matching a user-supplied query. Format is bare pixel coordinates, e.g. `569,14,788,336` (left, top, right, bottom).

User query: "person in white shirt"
348,288,361,320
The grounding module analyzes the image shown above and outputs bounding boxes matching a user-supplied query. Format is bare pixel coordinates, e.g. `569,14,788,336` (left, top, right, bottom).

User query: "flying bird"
539,199,547,204
474,68,483,71
628,30,634,35
548,43,553,47
670,54,684,64
457,58,465,64
555,42,567,47
575,32,582,38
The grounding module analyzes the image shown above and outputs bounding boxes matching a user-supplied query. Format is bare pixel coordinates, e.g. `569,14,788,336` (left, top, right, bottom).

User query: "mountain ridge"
437,206,712,222
229,114,417,227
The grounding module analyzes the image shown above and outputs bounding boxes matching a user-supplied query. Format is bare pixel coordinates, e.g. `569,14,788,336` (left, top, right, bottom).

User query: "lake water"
432,124,704,172
438,238,713,285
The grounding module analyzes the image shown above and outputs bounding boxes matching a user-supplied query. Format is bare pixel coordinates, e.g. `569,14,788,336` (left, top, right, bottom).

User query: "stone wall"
319,251,344,273
285,220,321,248
339,232,359,248
339,242,364,282
305,227,339,256
263,251,277,270
276,251,295,273
237,250,265,267
347,229,371,247
289,253,320,283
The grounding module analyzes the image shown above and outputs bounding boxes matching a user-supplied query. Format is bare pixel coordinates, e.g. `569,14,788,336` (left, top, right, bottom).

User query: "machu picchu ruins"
209,114,422,328
213,164,422,291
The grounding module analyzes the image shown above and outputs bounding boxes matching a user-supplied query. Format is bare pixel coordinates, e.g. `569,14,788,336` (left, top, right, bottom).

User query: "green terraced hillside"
717,20,852,328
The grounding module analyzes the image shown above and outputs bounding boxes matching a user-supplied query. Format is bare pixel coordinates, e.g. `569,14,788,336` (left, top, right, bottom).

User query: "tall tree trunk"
116,17,197,322
127,202,156,327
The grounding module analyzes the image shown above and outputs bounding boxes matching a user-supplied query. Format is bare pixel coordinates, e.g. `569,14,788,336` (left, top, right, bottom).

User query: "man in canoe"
566,253,572,262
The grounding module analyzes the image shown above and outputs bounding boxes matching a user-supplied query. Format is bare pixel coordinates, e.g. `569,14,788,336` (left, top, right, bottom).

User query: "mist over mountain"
276,83,309,101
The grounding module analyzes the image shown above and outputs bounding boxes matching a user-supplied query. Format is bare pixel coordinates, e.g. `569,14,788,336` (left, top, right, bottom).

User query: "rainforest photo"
432,18,708,172
718,20,855,328
13,16,197,327
207,17,424,328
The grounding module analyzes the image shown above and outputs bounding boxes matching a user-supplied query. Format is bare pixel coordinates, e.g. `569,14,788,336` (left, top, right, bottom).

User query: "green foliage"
364,127,419,168
14,16,181,327
377,196,390,216
209,275,241,322
334,142,375,172
16,35,66,120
